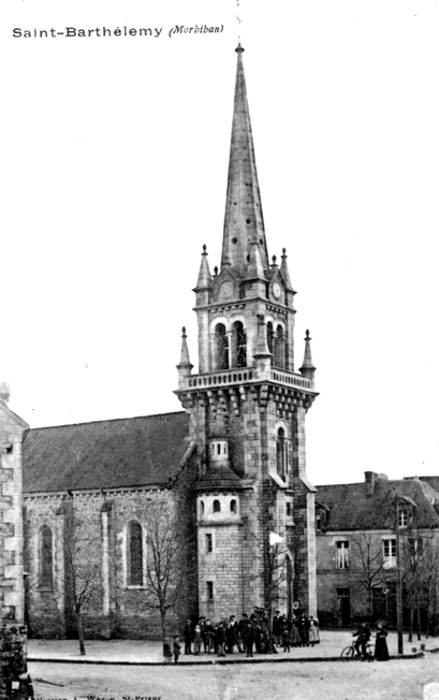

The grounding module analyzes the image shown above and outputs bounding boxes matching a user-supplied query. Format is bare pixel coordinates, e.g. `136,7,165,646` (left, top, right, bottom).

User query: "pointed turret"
280,248,296,293
299,330,316,389
177,326,193,389
195,245,212,290
221,44,268,276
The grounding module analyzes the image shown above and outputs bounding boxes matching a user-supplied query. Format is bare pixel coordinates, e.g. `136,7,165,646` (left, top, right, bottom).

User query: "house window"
206,581,214,601
127,521,143,586
316,512,322,530
382,538,396,567
206,534,213,553
336,541,349,569
336,587,351,625
213,499,221,513
409,537,423,556
399,510,409,527
39,525,53,589
200,500,205,517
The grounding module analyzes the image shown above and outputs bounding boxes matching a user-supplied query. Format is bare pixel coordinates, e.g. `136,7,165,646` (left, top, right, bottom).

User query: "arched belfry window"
267,322,274,355
276,427,287,480
274,325,286,369
39,525,53,589
232,321,247,368
215,323,229,370
127,521,143,586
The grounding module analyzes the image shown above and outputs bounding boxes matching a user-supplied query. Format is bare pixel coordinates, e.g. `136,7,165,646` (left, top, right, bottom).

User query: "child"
173,635,181,663
282,625,291,652
193,624,202,655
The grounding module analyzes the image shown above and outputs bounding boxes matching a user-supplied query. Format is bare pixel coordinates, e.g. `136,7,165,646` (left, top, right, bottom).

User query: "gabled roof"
316,477,439,531
23,411,191,493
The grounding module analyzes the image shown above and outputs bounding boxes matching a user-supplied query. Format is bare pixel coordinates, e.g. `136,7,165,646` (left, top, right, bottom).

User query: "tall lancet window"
127,521,144,586
276,427,287,480
39,524,54,589
274,325,286,369
215,323,229,370
267,322,274,355
232,321,247,368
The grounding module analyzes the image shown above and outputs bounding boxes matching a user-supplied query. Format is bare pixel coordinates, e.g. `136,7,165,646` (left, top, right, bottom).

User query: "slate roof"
315,477,439,531
194,463,243,492
22,411,191,493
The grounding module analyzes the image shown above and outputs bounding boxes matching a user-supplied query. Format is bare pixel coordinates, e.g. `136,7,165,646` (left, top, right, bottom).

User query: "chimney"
0,382,10,404
365,471,377,497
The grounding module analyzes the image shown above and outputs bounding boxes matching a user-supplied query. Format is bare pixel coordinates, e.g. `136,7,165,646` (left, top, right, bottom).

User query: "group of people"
180,607,320,660
353,622,390,661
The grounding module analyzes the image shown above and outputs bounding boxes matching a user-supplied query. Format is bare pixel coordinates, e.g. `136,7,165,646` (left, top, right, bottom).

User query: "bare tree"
401,535,439,641
350,532,390,619
61,515,102,656
142,500,184,641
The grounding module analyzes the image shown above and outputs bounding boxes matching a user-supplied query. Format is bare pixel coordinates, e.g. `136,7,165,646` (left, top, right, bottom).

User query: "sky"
2,0,439,485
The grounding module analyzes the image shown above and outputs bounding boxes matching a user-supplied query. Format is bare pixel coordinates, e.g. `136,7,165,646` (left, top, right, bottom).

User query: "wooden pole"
395,495,404,654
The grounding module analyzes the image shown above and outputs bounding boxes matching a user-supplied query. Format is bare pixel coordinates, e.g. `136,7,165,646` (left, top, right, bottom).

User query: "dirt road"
30,655,439,700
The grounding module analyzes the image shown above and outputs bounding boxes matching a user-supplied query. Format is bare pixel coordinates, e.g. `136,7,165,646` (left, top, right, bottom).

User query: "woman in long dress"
375,623,390,661
308,616,320,645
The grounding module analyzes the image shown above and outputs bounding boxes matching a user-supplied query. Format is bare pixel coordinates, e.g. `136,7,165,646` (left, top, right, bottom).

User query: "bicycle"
340,638,375,661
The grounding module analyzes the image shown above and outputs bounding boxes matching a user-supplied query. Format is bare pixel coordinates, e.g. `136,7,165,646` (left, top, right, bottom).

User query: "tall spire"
221,45,268,276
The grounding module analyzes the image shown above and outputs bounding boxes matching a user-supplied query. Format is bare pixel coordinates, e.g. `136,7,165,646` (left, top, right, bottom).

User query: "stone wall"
0,391,29,623
24,486,192,640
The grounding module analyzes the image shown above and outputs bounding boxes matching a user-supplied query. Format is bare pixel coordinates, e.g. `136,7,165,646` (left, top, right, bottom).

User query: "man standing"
353,622,371,658
184,619,193,655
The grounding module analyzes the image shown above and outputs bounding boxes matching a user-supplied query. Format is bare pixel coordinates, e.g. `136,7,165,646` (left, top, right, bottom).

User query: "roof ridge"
29,410,187,431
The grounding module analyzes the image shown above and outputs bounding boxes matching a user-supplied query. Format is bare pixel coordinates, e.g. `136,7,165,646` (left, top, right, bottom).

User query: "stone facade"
23,485,194,639
315,473,439,631
0,385,30,699
0,384,29,624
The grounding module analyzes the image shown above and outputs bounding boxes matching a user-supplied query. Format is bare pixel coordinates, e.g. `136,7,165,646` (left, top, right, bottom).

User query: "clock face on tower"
273,282,281,299
220,281,234,298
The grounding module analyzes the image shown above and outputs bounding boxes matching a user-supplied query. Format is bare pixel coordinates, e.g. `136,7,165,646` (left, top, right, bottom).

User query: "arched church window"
213,499,221,513
215,324,229,370
232,321,247,368
267,322,274,355
276,427,287,480
230,499,237,514
200,500,205,516
127,521,143,586
274,325,286,369
39,525,53,589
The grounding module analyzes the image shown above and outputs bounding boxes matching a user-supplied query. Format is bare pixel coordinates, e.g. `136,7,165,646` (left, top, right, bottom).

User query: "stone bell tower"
176,45,319,619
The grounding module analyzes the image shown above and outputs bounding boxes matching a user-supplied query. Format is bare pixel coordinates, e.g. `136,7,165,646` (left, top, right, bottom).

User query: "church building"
19,45,319,639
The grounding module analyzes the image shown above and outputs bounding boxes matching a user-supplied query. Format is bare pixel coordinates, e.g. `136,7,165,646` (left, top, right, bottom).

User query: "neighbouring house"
315,471,439,633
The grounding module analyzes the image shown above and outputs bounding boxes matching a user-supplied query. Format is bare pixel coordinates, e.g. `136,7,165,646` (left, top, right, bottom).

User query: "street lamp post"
394,495,404,654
